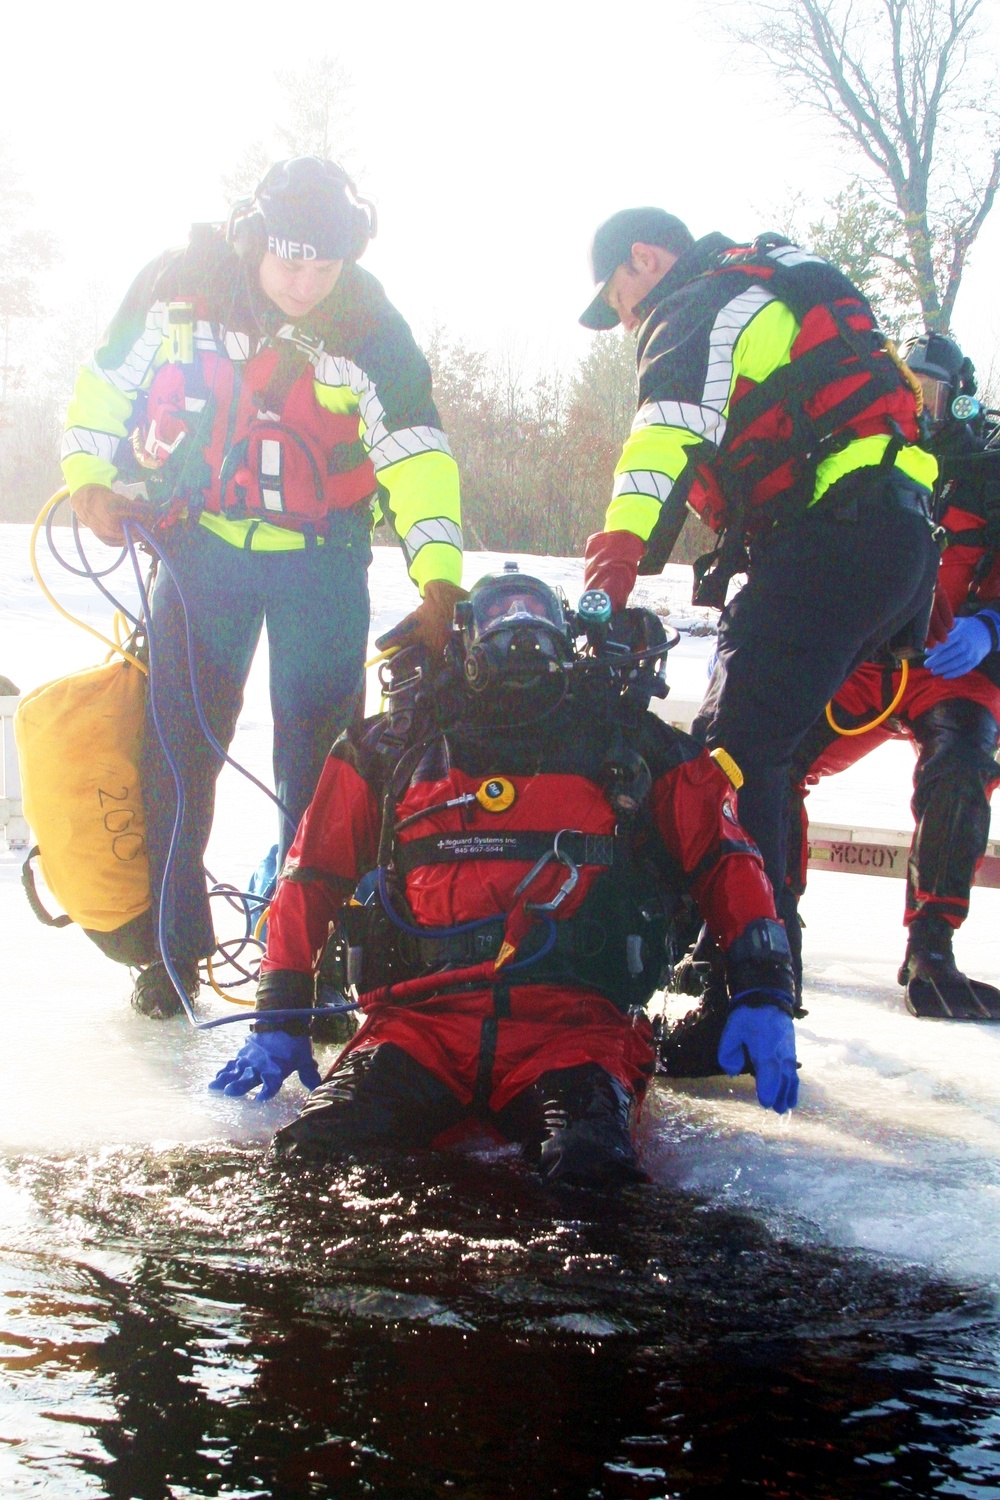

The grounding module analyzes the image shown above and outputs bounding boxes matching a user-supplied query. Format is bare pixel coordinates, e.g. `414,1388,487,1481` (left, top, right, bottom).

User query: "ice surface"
4,525,1000,1286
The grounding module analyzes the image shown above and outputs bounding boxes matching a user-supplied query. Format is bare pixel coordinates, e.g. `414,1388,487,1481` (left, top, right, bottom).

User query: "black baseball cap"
580,207,695,330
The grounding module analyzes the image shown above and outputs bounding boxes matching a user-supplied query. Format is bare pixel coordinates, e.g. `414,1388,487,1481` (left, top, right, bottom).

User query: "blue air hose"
122,526,323,1031
38,502,322,1033
123,528,198,1024
129,521,297,831
375,866,558,973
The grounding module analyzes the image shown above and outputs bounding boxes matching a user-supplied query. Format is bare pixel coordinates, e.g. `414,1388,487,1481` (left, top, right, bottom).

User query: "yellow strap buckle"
710,747,744,790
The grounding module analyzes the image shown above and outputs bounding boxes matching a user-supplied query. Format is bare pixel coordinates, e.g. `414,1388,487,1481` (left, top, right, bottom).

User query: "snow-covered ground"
3,524,1000,1286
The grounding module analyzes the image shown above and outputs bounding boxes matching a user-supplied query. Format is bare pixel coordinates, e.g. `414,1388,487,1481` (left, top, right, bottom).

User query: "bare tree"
221,56,358,201
220,142,273,204
729,0,1000,332
0,146,57,402
768,180,915,335
274,56,357,170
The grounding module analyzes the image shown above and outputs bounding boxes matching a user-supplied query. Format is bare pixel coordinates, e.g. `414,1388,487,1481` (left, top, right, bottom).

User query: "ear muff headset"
226,158,377,264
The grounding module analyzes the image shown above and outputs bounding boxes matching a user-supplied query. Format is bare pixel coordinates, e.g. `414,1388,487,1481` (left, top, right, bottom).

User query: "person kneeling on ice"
211,568,799,1187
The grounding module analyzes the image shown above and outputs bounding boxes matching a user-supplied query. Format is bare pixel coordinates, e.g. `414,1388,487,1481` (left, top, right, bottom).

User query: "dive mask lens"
916,374,951,426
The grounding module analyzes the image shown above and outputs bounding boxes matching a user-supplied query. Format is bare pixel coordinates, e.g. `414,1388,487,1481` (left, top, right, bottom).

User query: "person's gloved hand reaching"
718,1004,799,1113
720,916,799,1114
209,1029,321,1102
924,612,1000,680
69,484,146,547
376,579,468,657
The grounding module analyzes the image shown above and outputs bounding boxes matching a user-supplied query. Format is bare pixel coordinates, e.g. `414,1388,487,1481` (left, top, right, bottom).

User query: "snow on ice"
3,523,1000,1285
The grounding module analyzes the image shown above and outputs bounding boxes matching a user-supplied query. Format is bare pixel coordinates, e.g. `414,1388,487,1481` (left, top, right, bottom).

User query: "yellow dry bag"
14,658,154,964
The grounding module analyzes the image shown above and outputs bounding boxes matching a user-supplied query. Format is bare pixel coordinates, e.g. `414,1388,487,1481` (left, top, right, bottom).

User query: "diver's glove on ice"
375,579,469,657
924,612,1000,680
718,1006,798,1114
719,918,799,1115
209,1030,321,1102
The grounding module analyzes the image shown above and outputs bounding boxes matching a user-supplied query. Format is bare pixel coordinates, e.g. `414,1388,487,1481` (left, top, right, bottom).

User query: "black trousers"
141,522,370,966
693,469,940,906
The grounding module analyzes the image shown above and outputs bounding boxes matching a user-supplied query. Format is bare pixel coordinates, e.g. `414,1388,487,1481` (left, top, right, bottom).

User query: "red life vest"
683,238,923,539
134,335,377,532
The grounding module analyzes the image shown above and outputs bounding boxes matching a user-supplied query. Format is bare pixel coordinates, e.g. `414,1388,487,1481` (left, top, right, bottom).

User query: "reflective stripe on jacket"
62,237,462,588
606,233,937,568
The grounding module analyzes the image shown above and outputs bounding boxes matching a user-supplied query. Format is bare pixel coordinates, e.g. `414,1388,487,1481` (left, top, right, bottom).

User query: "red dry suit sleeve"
936,505,989,621
649,750,777,951
262,754,380,976
583,530,647,613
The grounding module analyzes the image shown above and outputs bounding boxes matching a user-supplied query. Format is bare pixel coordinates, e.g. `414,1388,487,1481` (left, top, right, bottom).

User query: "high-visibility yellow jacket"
62,232,462,591
605,233,937,571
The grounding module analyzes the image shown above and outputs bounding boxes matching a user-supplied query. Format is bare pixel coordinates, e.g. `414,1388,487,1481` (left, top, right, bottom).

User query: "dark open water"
2,1143,1000,1498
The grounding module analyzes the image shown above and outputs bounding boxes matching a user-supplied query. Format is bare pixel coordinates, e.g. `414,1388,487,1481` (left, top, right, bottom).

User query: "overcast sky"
3,0,998,381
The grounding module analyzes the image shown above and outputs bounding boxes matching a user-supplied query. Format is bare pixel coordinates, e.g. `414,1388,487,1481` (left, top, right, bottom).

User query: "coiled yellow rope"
30,490,148,675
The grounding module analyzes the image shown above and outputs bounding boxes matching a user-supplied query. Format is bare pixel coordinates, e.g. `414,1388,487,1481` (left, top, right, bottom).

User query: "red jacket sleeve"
649,750,777,950
262,753,381,976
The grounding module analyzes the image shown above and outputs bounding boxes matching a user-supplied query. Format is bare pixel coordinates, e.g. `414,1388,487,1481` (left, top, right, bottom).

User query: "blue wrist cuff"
730,987,797,1017
977,610,1000,653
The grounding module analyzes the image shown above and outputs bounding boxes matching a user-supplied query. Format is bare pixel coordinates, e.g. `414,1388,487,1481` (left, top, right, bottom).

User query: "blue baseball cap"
580,207,694,329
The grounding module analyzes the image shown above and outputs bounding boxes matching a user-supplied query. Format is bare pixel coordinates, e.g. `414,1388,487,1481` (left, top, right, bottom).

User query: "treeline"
0,394,63,520
0,324,714,562
421,328,712,563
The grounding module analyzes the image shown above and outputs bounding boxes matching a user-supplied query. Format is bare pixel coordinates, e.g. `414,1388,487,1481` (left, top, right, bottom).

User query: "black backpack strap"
21,847,72,929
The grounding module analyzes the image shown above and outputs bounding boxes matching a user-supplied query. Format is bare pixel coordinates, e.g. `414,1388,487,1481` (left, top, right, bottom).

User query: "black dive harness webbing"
656,236,926,606
324,710,678,1014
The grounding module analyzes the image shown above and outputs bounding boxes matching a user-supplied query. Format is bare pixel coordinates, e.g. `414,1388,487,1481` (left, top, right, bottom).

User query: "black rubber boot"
907,701,1000,931
273,1043,465,1162
899,915,1000,1020
131,959,199,1019
508,1065,646,1189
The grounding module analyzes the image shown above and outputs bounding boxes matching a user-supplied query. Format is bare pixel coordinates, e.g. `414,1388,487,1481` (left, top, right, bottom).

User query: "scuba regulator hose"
825,657,910,737
30,489,359,1032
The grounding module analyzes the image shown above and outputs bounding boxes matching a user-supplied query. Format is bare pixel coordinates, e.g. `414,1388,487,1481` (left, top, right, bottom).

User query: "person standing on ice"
577,208,940,948
210,567,800,1188
787,336,1000,1020
62,158,465,1019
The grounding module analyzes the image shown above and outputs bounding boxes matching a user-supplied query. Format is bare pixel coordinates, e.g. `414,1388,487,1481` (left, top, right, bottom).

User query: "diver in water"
211,568,799,1187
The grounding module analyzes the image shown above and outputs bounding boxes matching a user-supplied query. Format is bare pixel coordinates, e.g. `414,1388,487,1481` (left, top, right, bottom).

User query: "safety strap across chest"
395,829,616,876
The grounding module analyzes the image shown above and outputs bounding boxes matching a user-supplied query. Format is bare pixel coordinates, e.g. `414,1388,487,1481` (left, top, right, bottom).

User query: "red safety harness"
134,305,376,533
683,236,921,537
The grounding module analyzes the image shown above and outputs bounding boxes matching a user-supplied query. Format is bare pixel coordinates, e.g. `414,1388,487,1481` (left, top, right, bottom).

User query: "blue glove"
208,1029,321,1102
718,1004,799,1114
924,613,1000,680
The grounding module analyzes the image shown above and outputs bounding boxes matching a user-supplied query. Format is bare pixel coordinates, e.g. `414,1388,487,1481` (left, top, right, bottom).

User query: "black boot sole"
906,973,1000,1020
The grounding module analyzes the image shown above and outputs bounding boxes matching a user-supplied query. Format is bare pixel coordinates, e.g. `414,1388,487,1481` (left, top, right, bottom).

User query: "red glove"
926,583,955,648
70,484,146,547
375,579,469,657
583,530,646,613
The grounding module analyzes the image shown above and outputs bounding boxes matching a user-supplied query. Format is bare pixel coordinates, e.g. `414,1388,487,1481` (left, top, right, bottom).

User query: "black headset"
226,158,377,264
